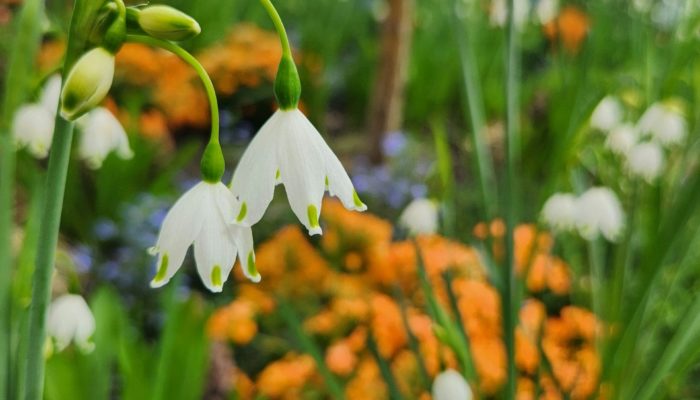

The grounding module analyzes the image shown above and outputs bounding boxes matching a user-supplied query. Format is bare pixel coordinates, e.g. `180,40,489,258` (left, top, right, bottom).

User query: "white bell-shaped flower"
636,103,686,146
399,198,438,235
76,107,133,169
575,187,625,242
590,96,623,132
536,0,559,24
432,369,473,400
605,123,638,155
11,104,55,158
626,142,665,183
541,193,577,232
40,74,62,113
230,109,367,236
150,181,260,292
490,0,530,28
47,294,96,353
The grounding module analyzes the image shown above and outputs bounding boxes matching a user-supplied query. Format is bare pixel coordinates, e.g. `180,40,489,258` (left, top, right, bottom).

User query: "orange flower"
326,341,358,376
471,335,507,394
517,377,536,400
370,293,407,358
346,357,387,400
207,300,258,345
526,254,571,295
139,109,171,141
546,6,590,54
256,354,316,398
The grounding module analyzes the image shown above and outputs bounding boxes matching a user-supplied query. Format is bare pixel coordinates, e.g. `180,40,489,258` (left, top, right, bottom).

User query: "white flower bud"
399,198,439,236
47,294,96,353
60,47,115,121
137,5,201,41
626,142,664,183
541,193,577,232
432,369,473,400
590,96,623,132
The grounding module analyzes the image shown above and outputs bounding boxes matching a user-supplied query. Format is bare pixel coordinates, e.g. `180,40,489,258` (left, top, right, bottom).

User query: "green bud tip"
138,5,202,41
274,55,301,110
200,141,225,183
60,47,115,121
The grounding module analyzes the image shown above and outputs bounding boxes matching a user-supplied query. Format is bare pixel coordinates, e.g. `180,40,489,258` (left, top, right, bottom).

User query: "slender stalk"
125,35,220,145
0,0,43,397
23,117,75,400
259,0,292,57
503,0,520,397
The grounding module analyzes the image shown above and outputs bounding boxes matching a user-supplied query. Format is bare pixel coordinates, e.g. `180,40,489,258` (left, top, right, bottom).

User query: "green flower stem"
259,0,292,58
0,0,43,397
503,0,521,398
126,35,219,144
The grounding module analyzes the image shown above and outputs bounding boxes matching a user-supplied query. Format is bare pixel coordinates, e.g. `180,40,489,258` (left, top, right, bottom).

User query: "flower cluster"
207,202,599,399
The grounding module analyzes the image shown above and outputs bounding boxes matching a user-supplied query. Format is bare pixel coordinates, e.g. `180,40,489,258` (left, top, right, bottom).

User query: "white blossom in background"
47,294,95,353
632,0,652,13
432,369,473,400
76,107,133,169
399,198,438,235
541,193,578,232
575,187,625,242
590,96,623,132
536,0,559,24
150,181,260,293
230,109,367,236
626,142,665,183
637,103,687,147
605,123,638,155
490,0,530,29
11,75,62,158
11,104,55,158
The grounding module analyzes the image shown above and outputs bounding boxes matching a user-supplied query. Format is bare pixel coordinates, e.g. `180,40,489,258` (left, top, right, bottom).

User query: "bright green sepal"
274,55,301,110
200,141,225,182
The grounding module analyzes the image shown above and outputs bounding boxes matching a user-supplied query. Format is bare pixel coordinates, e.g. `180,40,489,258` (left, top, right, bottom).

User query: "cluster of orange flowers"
543,5,591,54
208,201,601,400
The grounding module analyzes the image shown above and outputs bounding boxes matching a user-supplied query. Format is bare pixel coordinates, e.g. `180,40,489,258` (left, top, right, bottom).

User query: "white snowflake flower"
230,109,367,236
490,0,530,28
590,96,623,132
637,103,686,146
11,104,55,158
399,198,438,235
150,181,260,293
432,369,473,400
605,123,638,155
626,142,665,183
40,74,62,113
47,294,96,353
536,0,559,24
76,107,133,169
541,193,578,232
575,187,625,242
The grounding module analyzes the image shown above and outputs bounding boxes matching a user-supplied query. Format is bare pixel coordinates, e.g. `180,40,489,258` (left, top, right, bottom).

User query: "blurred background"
3,0,700,399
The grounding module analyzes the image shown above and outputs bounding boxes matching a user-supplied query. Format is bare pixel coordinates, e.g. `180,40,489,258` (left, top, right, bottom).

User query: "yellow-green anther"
60,47,115,121
137,5,201,41
307,205,319,228
211,265,222,287
236,202,248,222
200,141,225,182
153,253,169,282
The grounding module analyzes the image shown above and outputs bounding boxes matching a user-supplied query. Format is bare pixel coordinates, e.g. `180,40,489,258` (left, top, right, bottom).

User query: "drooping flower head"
47,294,96,353
590,96,623,132
625,141,665,183
399,198,438,235
149,181,260,292
77,107,133,169
432,369,473,400
574,187,625,242
605,123,638,155
541,193,577,232
11,75,62,158
636,102,687,147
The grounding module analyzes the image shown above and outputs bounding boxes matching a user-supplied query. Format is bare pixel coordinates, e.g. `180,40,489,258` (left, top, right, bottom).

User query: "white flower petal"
591,96,623,132
232,225,260,283
277,111,326,235
432,369,473,400
541,193,577,232
12,104,55,159
40,74,62,114
150,182,206,288
605,123,638,155
47,294,95,353
315,137,366,211
399,198,438,235
575,187,624,242
230,111,280,226
626,142,664,183
78,107,132,169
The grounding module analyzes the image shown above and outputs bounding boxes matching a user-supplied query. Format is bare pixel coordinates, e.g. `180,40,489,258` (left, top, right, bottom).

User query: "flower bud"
137,5,201,41
274,55,301,110
60,47,115,121
432,370,473,400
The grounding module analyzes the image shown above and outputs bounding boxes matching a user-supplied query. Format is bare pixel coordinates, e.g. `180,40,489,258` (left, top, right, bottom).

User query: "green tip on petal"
236,202,248,222
211,265,222,287
307,204,319,228
247,251,261,282
276,169,281,180
153,253,169,283
353,190,366,209
325,176,329,188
